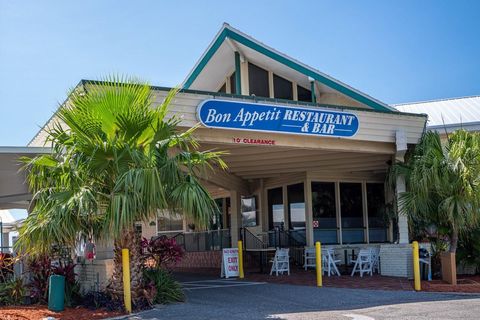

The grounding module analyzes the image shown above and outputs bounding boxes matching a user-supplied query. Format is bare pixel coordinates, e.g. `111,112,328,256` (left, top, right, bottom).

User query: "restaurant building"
14,24,428,284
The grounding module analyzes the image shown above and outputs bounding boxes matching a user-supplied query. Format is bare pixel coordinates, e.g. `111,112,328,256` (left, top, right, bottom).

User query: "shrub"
142,236,184,270
0,253,15,283
82,290,124,311
143,269,184,304
27,255,51,303
27,255,80,305
0,278,25,306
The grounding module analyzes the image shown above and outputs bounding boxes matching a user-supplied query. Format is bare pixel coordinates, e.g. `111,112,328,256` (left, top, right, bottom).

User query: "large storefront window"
157,211,183,235
367,183,389,242
311,182,338,244
268,187,284,230
340,183,364,243
287,183,305,230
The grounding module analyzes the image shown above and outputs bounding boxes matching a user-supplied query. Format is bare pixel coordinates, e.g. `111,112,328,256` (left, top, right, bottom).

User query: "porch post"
305,177,314,246
396,176,409,244
396,129,409,244
230,190,242,246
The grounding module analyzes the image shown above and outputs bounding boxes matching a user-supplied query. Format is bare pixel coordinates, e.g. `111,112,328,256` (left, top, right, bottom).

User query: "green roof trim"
183,25,393,112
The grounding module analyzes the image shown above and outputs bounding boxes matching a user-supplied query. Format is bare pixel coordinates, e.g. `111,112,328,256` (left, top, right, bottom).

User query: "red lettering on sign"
232,137,275,145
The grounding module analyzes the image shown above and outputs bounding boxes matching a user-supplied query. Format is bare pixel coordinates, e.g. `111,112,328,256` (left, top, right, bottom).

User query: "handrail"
240,228,267,250
267,229,306,248
156,229,231,252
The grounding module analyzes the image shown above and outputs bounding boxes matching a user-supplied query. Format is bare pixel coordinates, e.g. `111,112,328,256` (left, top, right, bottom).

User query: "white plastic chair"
370,247,380,274
270,248,290,276
322,248,341,276
350,248,373,277
303,247,316,270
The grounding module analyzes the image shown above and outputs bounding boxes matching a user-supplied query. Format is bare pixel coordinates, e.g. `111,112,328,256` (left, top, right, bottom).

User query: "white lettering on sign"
221,248,239,278
197,100,359,138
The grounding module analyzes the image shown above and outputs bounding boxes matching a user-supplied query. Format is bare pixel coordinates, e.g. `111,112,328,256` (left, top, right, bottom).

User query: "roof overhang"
0,146,51,209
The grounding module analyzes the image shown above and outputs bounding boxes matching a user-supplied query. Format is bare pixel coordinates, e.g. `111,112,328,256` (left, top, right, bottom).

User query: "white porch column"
396,175,409,244
395,129,409,244
305,178,314,246
229,190,242,246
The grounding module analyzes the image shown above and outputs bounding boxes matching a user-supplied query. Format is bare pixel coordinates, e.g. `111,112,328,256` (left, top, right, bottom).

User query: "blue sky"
1,0,479,146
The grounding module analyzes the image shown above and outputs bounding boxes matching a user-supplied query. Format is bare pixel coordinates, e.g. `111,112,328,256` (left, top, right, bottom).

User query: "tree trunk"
450,229,458,253
107,228,145,306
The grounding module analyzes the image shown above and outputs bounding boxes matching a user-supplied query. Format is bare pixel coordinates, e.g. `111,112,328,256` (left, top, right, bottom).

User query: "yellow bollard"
412,241,421,291
122,248,132,313
238,240,244,279
315,241,322,287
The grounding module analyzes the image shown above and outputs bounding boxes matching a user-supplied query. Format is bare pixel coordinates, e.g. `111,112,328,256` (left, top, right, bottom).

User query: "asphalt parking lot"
116,274,480,320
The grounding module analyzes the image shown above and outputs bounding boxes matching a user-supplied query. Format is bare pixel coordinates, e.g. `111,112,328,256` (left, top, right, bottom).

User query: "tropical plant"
143,268,184,304
390,130,480,254
27,255,52,303
17,76,226,305
0,253,15,283
141,236,184,270
0,278,25,306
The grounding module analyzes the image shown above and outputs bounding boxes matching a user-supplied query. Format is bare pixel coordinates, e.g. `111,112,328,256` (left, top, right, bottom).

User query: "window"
273,74,293,100
367,183,389,242
297,85,312,102
230,72,237,94
268,187,284,230
311,182,338,244
248,63,269,97
340,183,364,243
241,196,258,227
287,183,306,245
218,83,226,93
287,183,305,230
157,211,183,234
211,198,224,230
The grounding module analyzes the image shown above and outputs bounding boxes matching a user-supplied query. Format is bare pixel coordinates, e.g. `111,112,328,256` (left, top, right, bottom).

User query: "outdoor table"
245,248,277,273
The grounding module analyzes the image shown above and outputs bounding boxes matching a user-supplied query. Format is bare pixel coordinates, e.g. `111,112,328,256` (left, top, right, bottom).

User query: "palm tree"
17,77,226,303
390,130,480,254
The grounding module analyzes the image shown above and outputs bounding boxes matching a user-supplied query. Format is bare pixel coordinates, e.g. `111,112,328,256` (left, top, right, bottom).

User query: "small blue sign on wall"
197,99,359,138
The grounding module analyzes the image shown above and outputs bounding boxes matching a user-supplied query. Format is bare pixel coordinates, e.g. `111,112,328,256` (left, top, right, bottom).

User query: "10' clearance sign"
232,137,275,145
221,248,239,278
197,99,359,138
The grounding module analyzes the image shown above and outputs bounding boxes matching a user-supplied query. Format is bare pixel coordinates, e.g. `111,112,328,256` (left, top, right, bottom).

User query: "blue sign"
197,99,359,138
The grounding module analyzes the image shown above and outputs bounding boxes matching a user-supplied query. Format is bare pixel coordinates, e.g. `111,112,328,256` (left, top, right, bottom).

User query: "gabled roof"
183,23,395,113
394,95,480,130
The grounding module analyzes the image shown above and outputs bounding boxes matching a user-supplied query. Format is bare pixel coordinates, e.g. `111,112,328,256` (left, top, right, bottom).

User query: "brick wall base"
175,251,223,269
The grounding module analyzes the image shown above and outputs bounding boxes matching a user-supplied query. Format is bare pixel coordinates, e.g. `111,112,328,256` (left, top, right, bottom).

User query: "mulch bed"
0,306,124,320
422,275,480,293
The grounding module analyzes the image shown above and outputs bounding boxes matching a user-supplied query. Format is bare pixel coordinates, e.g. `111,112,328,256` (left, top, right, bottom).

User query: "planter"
440,252,457,285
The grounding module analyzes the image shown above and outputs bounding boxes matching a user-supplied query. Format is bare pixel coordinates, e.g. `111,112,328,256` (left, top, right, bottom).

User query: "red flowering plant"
0,253,15,283
141,236,184,270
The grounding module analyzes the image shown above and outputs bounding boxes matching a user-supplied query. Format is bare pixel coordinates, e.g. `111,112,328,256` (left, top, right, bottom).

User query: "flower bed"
0,305,124,320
